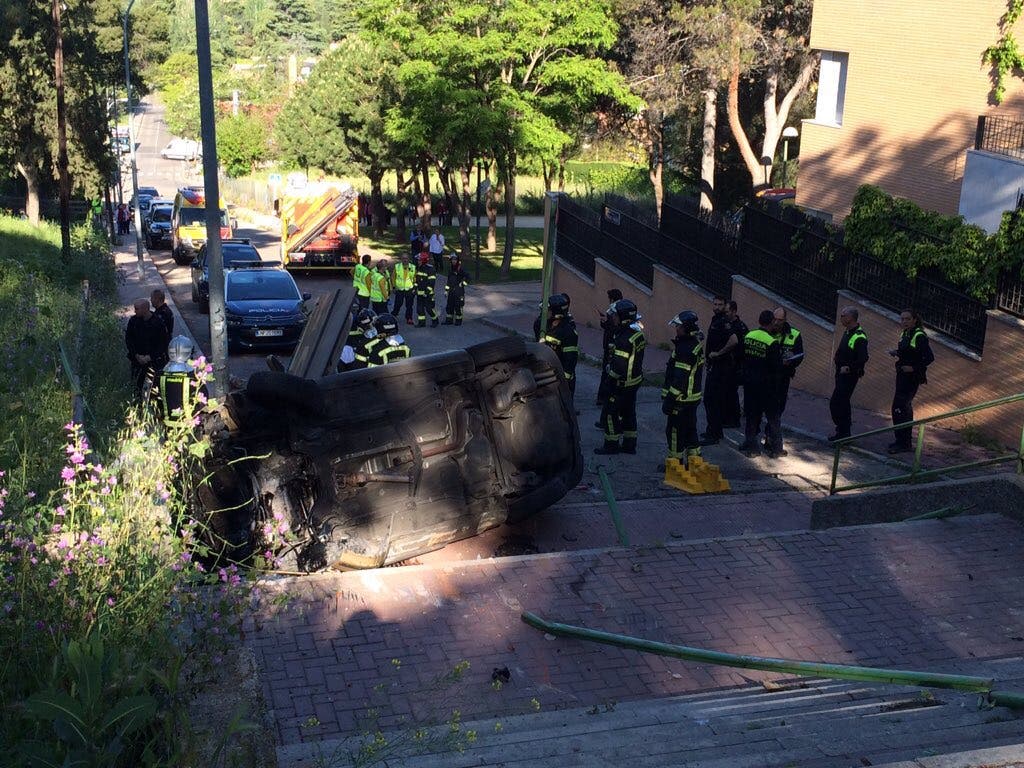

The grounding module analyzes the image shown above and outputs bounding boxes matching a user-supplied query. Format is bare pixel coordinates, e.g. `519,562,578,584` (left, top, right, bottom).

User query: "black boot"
593,444,619,455
620,438,637,455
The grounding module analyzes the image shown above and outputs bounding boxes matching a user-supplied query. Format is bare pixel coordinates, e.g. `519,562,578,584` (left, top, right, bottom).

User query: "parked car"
160,138,201,161
222,263,309,351
145,204,174,249
197,322,583,571
189,238,261,311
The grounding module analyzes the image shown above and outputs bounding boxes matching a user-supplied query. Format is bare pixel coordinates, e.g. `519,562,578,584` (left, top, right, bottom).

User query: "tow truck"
279,183,359,272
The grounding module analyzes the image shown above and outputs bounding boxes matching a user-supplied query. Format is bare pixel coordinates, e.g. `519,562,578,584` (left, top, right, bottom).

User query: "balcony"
975,114,1024,159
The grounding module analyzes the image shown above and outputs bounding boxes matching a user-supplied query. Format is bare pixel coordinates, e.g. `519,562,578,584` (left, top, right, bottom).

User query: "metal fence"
554,196,601,279
975,115,1024,159
997,271,1024,319
660,195,738,297
598,195,658,287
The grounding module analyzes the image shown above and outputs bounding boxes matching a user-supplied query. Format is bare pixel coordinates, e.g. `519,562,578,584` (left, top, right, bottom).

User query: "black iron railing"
976,115,1024,158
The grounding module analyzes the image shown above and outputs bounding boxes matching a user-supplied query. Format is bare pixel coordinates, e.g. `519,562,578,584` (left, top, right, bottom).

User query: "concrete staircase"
276,657,1024,768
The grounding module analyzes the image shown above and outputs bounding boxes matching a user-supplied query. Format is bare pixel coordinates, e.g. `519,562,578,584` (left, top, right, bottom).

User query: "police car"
222,262,310,352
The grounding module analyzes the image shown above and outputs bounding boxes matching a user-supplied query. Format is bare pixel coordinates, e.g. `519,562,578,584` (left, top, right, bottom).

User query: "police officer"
829,306,869,441
539,294,579,396
888,309,934,453
370,259,390,314
415,251,439,327
443,256,469,325
595,299,646,455
365,313,411,366
723,300,747,429
662,310,705,468
353,254,373,309
337,309,377,372
764,306,803,451
701,295,739,446
125,298,168,394
391,253,417,325
155,335,203,427
738,310,785,458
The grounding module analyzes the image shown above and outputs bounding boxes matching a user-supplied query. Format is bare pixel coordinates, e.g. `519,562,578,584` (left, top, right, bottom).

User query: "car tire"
466,337,526,369
191,284,198,303
199,298,209,314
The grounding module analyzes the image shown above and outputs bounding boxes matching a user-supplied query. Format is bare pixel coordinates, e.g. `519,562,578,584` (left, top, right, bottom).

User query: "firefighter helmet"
165,335,192,373
547,293,570,318
375,313,399,336
355,308,376,331
612,299,640,323
669,310,700,334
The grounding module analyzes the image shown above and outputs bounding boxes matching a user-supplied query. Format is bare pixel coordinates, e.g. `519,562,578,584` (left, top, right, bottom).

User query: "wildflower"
55,506,65,517
26,491,35,499
61,467,75,482
106,597,115,607
70,451,85,465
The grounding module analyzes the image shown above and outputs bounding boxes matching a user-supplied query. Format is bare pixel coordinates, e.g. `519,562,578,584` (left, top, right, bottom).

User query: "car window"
178,208,228,226
151,208,172,223
226,272,300,302
223,245,260,267
139,187,159,197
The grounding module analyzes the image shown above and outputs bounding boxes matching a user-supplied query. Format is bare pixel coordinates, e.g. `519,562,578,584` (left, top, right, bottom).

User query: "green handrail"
521,611,1024,709
829,391,1024,494
597,466,629,546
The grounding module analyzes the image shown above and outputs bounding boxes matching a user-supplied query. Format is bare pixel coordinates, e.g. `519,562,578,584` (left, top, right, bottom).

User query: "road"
128,98,505,381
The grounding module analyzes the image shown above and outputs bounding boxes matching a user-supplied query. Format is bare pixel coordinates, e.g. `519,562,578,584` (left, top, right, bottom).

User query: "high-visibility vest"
393,263,416,291
353,263,371,297
369,269,388,302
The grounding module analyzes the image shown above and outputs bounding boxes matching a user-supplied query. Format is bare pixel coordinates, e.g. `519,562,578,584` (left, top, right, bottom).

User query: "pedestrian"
370,259,390,314
887,309,934,453
764,306,803,450
125,298,168,393
428,227,446,273
596,288,623,406
353,254,373,309
723,300,747,429
595,299,646,455
410,226,423,256
700,295,740,446
117,203,129,235
538,294,579,397
365,313,411,366
414,251,439,327
391,252,417,325
151,289,174,342
443,256,469,325
738,310,785,457
829,306,869,441
661,310,705,469
337,309,378,372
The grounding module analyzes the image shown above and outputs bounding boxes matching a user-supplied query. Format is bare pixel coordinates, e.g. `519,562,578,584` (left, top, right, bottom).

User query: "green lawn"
361,225,543,282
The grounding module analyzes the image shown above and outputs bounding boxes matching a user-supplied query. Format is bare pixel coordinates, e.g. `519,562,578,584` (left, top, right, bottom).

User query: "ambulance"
171,186,234,265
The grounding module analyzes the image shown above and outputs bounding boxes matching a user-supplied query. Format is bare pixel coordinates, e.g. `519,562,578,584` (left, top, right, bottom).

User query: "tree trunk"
500,151,516,278
647,111,664,222
369,167,385,236
459,166,473,262
420,162,432,230
395,168,408,243
104,184,115,241
699,85,717,211
17,161,42,226
52,0,71,260
541,160,553,192
485,174,498,254
557,155,566,192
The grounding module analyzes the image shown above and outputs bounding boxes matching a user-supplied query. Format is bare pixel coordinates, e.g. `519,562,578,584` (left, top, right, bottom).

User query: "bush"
217,114,270,179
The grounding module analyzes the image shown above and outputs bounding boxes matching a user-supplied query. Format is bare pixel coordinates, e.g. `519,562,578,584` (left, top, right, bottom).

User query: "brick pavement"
246,514,1024,748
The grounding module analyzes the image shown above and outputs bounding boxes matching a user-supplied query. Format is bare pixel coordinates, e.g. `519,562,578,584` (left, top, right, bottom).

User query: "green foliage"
217,113,270,177
983,0,1024,104
844,184,1024,299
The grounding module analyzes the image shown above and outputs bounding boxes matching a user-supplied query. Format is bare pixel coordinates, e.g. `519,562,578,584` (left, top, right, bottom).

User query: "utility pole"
195,0,227,398
123,0,143,263
474,161,482,282
52,0,71,261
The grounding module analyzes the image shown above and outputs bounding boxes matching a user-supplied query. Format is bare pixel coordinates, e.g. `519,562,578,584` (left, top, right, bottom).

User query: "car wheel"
466,337,526,368
199,298,209,314
190,284,198,303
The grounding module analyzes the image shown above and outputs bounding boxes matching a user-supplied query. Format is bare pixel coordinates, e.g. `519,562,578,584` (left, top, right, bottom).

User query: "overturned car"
198,289,583,571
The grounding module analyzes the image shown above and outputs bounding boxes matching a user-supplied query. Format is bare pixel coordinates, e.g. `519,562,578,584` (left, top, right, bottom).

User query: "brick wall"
797,0,1024,219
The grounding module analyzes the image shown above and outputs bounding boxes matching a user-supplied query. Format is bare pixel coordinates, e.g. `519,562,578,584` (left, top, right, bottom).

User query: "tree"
217,112,269,177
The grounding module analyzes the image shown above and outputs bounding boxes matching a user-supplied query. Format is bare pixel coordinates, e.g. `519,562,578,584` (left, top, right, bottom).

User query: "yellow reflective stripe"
563,345,578,353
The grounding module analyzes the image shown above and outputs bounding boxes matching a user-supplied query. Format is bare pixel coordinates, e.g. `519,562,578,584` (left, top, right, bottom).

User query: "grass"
361,225,544,283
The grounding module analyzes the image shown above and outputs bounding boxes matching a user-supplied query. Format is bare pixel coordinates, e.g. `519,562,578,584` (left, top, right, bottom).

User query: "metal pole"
598,466,629,546
194,0,227,398
474,161,482,282
123,0,143,263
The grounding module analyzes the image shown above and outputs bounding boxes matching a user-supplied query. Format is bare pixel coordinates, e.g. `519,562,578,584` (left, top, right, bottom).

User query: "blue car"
223,266,309,352
190,239,261,312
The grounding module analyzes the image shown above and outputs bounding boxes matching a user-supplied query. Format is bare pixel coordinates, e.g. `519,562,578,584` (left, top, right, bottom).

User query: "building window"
814,51,848,126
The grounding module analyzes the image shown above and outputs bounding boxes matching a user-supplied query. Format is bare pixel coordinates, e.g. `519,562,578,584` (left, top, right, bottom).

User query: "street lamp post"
123,0,143,262
781,126,799,189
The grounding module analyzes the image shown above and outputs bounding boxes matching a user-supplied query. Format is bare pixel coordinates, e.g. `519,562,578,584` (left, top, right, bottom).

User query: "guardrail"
828,392,1024,494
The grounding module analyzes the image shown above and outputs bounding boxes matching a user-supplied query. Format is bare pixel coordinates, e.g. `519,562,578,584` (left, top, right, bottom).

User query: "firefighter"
763,306,803,451
365,313,411,366
353,253,373,309
738,310,785,458
370,259,390,314
154,335,204,427
337,309,377,372
596,288,623,407
539,293,579,396
443,255,469,325
829,306,869,441
415,251,439,327
595,299,646,455
391,252,417,325
888,309,934,453
662,310,705,468
533,292,572,342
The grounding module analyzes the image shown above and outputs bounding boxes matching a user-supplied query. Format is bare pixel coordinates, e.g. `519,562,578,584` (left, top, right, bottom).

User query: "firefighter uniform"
662,314,704,462
444,259,469,325
353,260,372,309
890,325,933,451
739,323,784,456
540,296,579,396
365,314,411,366
415,256,438,327
154,336,203,428
830,324,869,439
391,260,416,323
597,301,646,454
764,322,803,448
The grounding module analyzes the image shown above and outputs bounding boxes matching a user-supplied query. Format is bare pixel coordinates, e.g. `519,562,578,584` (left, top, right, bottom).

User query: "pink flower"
106,597,115,607
26,491,35,499
70,451,85,465
61,467,75,482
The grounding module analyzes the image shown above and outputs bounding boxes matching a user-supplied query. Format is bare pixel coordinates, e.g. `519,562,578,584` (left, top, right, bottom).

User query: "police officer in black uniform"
764,306,804,452
888,308,934,453
443,256,469,325
701,295,740,445
595,299,646,455
662,310,705,468
539,294,579,397
738,310,785,458
829,306,869,441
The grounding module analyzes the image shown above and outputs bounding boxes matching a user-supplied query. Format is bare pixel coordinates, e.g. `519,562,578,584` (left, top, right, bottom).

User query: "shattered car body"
199,289,582,571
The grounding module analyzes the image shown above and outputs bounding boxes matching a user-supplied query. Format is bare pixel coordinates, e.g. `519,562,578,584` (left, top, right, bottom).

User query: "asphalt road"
128,98,501,380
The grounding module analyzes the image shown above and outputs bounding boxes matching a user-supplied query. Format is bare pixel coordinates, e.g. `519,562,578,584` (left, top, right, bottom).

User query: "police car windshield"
226,272,299,302
179,208,228,226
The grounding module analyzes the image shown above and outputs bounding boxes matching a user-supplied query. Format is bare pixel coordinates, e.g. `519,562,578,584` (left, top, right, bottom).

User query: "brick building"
796,0,1024,223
